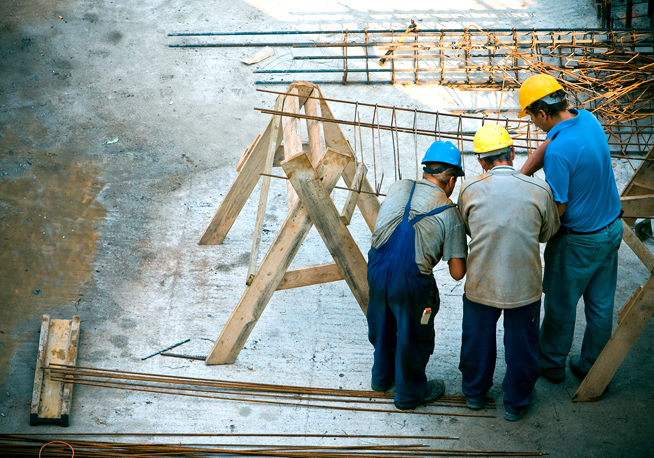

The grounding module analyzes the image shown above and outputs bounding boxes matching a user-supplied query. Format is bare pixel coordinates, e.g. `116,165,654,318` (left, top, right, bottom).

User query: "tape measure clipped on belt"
379,19,418,66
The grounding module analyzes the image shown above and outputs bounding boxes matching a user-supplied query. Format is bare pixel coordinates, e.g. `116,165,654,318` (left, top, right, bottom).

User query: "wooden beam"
573,274,654,402
246,96,285,285
277,262,344,290
620,147,654,226
199,116,274,245
340,163,367,226
236,132,262,173
305,89,326,167
30,315,50,426
282,88,303,210
282,152,369,314
274,142,310,167
621,194,654,219
318,95,380,233
287,81,320,109
60,315,80,427
206,148,352,365
621,220,654,272
618,285,642,325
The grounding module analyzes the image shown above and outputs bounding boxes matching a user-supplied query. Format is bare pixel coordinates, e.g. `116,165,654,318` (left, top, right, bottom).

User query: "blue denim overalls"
367,181,453,405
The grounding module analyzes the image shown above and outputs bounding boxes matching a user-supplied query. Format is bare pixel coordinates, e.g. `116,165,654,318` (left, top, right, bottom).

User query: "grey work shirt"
458,166,560,308
372,179,468,275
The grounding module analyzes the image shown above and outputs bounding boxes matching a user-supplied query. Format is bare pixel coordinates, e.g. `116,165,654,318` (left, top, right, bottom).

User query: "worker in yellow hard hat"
518,74,623,389
457,123,560,421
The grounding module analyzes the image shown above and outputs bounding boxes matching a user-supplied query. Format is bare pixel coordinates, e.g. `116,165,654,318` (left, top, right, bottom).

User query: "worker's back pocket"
564,238,601,269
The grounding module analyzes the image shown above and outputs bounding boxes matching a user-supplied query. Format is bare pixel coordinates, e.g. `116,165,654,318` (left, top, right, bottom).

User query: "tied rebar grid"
45,364,496,418
0,435,550,457
169,27,652,88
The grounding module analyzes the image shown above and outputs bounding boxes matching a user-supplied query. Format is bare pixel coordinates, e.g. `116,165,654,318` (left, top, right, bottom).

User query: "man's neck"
423,175,448,193
482,160,512,172
547,109,576,131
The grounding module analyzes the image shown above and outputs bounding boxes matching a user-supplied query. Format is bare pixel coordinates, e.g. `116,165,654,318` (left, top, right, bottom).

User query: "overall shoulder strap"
409,204,455,226
402,181,418,220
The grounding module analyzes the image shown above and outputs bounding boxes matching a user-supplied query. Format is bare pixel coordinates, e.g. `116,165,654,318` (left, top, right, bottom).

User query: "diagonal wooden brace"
282,152,369,314
206,147,352,365
199,116,276,246
573,273,654,402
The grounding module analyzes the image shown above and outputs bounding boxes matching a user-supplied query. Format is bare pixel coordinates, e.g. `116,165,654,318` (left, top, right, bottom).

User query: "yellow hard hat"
473,123,514,157
518,74,564,118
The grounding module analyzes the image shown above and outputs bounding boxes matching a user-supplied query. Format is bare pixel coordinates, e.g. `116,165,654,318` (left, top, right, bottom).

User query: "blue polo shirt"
543,109,621,232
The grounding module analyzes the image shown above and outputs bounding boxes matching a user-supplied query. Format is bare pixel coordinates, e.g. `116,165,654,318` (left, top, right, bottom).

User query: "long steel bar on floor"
46,364,496,418
0,435,550,458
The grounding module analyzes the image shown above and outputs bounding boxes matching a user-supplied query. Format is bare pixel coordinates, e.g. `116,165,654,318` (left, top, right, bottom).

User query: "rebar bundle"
46,364,496,418
0,435,549,457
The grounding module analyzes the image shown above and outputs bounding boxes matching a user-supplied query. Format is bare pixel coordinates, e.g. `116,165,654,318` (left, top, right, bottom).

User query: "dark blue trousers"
459,295,540,415
367,268,439,406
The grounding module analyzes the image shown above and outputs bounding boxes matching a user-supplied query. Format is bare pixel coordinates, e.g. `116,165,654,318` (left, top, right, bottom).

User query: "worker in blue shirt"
520,74,623,387
367,141,467,410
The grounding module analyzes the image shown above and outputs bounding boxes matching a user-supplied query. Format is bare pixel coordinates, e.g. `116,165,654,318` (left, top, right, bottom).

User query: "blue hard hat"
421,141,464,176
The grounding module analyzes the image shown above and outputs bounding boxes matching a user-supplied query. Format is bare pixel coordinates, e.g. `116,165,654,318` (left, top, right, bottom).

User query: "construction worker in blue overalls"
367,141,468,410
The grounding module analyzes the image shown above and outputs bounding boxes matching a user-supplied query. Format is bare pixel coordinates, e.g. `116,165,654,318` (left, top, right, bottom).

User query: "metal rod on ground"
141,339,190,360
160,353,207,360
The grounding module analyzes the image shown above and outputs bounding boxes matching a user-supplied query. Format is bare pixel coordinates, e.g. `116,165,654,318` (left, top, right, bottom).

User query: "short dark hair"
480,147,512,167
423,161,460,186
526,89,568,117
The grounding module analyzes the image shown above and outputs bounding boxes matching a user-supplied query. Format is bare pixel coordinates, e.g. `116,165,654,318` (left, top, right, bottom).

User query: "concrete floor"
1,1,654,457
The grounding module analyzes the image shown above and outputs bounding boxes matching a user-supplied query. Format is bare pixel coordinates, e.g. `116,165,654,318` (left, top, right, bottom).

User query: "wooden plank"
282,152,369,314
60,316,80,427
620,194,654,219
621,220,654,272
277,262,345,290
319,95,380,233
199,116,274,245
620,148,654,226
246,96,285,285
618,285,642,325
236,132,262,173
30,315,51,426
282,88,303,211
38,319,73,420
573,274,654,402
287,81,320,110
305,89,326,167
340,163,367,226
273,142,310,167
206,147,352,365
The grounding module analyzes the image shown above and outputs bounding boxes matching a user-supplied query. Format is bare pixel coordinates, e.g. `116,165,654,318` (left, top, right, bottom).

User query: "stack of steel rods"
47,364,496,418
0,434,549,457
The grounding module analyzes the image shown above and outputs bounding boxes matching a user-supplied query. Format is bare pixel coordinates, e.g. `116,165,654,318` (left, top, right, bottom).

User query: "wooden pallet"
30,315,80,426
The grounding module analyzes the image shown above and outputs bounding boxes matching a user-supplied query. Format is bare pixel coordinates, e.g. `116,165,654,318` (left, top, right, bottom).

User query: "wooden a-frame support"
573,150,654,401
199,82,380,365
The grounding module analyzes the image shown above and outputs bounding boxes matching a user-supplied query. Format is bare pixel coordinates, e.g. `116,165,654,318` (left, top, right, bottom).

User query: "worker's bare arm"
556,202,566,216
448,258,466,281
520,139,550,176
